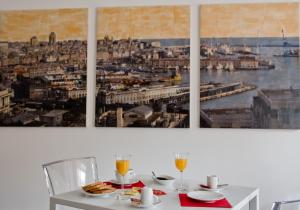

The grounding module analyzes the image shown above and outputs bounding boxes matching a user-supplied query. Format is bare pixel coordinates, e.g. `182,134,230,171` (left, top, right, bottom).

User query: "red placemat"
105,180,145,189
179,194,232,208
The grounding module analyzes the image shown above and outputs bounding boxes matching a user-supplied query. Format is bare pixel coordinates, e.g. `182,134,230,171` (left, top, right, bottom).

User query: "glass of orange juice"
175,152,189,192
115,154,131,199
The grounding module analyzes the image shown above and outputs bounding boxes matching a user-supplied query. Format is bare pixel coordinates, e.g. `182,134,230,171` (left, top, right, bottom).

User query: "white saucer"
200,184,228,192
130,195,162,208
187,191,225,202
110,178,139,185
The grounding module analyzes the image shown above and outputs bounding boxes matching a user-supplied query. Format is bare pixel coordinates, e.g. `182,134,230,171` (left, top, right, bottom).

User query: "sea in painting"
200,3,300,129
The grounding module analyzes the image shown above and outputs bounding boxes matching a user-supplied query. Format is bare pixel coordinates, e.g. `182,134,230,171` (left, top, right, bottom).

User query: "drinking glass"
115,154,131,199
175,152,189,192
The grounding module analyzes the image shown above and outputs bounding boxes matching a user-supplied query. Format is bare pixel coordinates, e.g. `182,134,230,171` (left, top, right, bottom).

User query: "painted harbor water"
201,37,300,109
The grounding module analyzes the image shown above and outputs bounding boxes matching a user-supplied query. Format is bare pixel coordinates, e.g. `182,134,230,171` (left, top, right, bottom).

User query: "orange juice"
116,159,130,176
175,158,187,172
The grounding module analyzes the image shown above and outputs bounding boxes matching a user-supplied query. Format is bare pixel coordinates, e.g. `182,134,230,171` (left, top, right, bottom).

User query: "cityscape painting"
0,9,87,127
200,3,300,129
95,6,190,128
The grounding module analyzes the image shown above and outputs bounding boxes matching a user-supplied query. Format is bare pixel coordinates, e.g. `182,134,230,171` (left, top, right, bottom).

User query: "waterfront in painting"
201,38,300,129
96,6,190,128
201,39,300,109
200,3,300,129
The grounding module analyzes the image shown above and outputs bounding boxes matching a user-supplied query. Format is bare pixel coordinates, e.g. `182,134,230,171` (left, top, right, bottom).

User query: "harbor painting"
0,9,87,127
200,3,300,129
96,6,190,128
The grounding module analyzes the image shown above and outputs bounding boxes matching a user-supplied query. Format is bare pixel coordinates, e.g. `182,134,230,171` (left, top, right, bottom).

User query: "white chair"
272,199,300,210
42,156,99,210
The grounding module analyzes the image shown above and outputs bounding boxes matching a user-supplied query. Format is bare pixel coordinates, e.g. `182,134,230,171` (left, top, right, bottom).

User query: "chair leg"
50,201,56,210
271,202,281,210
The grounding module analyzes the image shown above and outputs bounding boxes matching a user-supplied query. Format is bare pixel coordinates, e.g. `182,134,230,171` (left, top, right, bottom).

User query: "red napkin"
153,189,167,196
179,194,232,208
105,180,145,189
105,180,167,196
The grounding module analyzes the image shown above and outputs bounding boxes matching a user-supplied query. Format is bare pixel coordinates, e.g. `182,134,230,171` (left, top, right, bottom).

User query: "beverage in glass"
115,154,131,199
175,152,189,192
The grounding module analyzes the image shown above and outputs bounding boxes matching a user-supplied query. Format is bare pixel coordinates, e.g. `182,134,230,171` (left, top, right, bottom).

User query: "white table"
50,176,259,210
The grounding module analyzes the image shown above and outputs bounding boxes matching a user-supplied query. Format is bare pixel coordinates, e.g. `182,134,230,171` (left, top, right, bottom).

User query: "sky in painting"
97,6,190,40
0,9,88,42
200,2,299,38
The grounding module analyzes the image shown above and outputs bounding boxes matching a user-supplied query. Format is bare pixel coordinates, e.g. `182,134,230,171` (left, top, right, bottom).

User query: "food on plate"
130,197,142,205
124,187,141,196
82,182,116,194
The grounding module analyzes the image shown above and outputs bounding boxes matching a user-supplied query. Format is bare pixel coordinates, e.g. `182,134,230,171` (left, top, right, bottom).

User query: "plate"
80,188,117,197
187,191,225,202
110,178,139,185
130,195,162,208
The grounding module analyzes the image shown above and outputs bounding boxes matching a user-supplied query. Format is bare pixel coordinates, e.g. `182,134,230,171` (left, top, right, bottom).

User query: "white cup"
207,175,219,189
141,187,153,206
115,169,136,184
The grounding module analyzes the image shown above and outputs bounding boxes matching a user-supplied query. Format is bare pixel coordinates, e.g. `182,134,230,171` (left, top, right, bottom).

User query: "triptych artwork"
0,3,299,129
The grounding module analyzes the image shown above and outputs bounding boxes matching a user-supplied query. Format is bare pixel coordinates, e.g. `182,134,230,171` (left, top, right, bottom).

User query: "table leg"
249,193,259,210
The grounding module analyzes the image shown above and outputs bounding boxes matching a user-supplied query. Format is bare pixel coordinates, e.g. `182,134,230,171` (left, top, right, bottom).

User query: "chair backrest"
271,200,300,210
42,157,99,196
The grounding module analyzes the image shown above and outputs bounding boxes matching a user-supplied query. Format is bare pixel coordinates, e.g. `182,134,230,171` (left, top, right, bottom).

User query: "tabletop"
50,176,259,210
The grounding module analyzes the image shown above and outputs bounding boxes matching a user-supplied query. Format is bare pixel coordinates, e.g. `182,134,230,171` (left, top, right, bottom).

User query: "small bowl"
152,175,175,186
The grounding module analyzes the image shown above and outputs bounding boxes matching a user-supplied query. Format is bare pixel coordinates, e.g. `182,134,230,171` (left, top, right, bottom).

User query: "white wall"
1,0,300,210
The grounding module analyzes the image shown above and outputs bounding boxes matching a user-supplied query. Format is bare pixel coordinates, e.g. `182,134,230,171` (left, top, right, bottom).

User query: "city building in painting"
96,6,190,128
200,2,300,129
0,9,87,127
